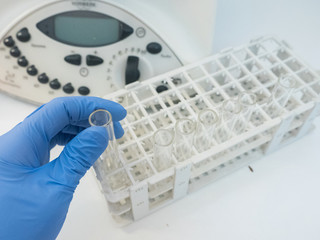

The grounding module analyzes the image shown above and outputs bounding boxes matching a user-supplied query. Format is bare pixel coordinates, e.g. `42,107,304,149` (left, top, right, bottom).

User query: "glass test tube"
89,109,122,173
265,74,297,118
238,91,257,132
153,129,174,171
175,118,196,161
216,99,242,142
194,109,220,152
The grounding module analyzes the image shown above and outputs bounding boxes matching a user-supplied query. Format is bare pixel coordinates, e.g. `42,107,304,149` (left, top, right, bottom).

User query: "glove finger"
48,126,108,187
71,119,91,128
23,96,126,142
59,122,121,139
59,119,123,138
61,125,86,135
50,133,76,149
56,121,123,148
114,121,125,139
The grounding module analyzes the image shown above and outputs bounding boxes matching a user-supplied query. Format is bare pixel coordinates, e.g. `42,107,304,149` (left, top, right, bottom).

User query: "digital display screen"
54,16,120,47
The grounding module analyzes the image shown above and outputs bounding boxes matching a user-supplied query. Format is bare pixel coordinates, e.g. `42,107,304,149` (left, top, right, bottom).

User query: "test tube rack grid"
94,36,320,225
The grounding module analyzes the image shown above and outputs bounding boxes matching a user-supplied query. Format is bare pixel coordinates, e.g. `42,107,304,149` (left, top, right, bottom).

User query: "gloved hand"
0,97,126,240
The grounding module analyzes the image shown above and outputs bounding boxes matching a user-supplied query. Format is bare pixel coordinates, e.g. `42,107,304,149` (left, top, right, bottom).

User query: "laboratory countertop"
1,92,320,240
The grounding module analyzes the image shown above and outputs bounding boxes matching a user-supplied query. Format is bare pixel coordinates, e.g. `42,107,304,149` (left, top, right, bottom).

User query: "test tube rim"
278,74,297,89
198,108,220,127
89,109,112,127
238,91,258,107
175,118,196,136
221,99,242,115
153,129,175,147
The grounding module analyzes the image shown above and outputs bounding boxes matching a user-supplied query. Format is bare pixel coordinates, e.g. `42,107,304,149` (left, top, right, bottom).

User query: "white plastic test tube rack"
93,36,320,225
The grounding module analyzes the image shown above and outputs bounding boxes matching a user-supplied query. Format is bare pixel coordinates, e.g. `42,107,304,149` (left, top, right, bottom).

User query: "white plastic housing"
0,0,217,104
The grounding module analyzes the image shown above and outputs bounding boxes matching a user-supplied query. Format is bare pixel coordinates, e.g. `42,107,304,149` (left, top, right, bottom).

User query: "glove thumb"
48,126,108,188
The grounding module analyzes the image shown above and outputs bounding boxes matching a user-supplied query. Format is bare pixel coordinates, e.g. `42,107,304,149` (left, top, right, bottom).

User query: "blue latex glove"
0,97,126,240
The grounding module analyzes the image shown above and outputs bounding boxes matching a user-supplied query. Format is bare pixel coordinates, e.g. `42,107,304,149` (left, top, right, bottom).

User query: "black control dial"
16,28,31,42
3,36,15,47
49,79,61,89
125,56,140,85
38,73,49,84
78,86,90,95
27,65,38,76
147,42,162,54
10,47,21,57
17,56,28,67
63,83,75,94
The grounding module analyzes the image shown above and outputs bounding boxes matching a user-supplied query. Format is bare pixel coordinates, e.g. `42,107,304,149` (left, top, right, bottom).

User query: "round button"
16,28,31,42
49,79,61,90
78,86,90,95
17,56,28,67
10,47,21,57
63,83,75,94
136,27,146,38
79,67,89,77
4,36,15,47
146,42,162,54
38,73,49,84
27,65,38,76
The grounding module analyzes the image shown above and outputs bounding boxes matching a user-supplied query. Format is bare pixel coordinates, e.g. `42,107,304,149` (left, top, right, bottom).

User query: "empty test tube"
216,99,242,141
238,91,257,132
89,109,122,173
194,109,220,152
153,129,174,171
265,74,297,117
175,118,196,161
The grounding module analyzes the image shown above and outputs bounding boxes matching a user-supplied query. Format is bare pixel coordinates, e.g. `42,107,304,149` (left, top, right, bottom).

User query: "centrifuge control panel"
0,0,182,104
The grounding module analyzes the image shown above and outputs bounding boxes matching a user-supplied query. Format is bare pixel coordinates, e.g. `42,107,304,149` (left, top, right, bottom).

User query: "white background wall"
213,0,320,70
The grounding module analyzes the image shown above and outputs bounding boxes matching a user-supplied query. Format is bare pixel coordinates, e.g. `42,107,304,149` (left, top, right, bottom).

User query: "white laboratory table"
1,0,320,239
